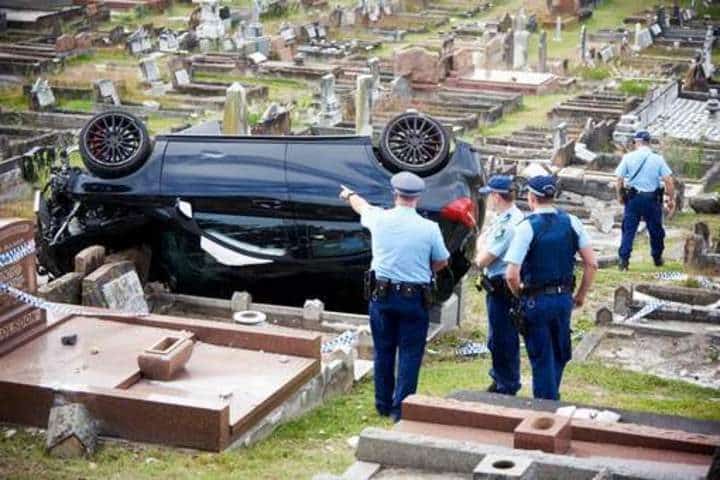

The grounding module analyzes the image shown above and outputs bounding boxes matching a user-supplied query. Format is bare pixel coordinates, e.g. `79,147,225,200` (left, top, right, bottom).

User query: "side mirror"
176,198,193,219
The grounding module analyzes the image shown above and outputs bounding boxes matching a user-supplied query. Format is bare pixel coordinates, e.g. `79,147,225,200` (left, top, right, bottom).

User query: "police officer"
505,175,597,401
474,175,524,395
339,172,450,421
615,131,675,271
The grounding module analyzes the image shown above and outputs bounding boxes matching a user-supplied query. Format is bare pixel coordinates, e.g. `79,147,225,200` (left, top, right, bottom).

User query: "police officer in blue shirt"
340,172,450,421
505,175,597,401
474,175,524,395
615,131,675,271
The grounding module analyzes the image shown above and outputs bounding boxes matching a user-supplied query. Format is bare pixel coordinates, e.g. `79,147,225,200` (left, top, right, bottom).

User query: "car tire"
79,111,152,179
379,112,450,175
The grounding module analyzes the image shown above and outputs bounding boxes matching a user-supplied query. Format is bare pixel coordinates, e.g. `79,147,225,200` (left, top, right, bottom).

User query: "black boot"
618,259,629,271
487,381,499,393
654,257,664,267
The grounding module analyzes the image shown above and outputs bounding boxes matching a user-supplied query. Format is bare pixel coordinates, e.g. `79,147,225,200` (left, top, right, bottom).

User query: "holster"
656,187,665,204
363,270,376,301
621,186,637,204
509,299,527,337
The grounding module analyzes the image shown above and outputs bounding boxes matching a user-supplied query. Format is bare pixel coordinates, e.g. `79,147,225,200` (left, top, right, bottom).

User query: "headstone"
248,51,267,65
38,272,83,305
553,122,568,150
513,30,530,70
503,29,514,69
599,44,615,62
355,74,373,136
514,7,527,32
633,23,653,51
108,25,124,44
82,261,149,314
174,69,190,87
367,56,381,102
94,79,120,106
538,30,547,73
230,291,252,311
0,219,45,340
389,76,411,99
256,36,271,56
279,24,296,44
55,34,76,53
650,23,662,36
127,28,152,55
139,58,160,83
30,78,56,110
318,73,342,127
554,16,562,42
223,82,249,135
579,25,588,63
74,245,106,276
74,32,92,50
196,0,226,40
159,31,179,52
247,22,263,38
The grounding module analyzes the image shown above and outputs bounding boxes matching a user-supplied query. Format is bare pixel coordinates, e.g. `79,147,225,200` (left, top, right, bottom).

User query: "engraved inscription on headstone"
0,219,36,315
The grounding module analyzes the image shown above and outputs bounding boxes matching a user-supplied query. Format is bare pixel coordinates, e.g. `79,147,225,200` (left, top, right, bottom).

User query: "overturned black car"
36,110,485,311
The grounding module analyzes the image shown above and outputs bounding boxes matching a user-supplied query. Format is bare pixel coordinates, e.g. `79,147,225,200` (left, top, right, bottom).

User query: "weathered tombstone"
93,79,120,106
253,103,291,135
126,28,152,55
538,30,547,73
613,286,632,316
553,122,568,150
223,82,249,135
579,25,588,63
139,58,160,83
108,25,124,44
196,0,226,40
230,291,252,312
390,75,411,99
554,16,562,42
0,219,46,342
502,29,514,69
30,78,56,111
82,261,149,314
248,51,267,65
38,272,83,305
74,245,106,276
355,74,373,136
318,73,342,127
256,36,271,56
174,69,191,87
599,44,615,62
55,34,76,53
46,403,97,459
595,307,613,326
514,7,527,32
513,30,530,70
159,31,179,52
74,32,92,51
367,56,381,102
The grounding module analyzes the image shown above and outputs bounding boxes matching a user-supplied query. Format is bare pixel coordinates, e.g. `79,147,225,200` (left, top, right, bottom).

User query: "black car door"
160,137,302,267
285,137,392,269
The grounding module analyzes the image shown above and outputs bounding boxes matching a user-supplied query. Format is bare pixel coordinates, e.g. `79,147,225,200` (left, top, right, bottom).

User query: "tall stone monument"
538,30,548,73
513,30,530,70
503,29,514,69
579,25,588,63
223,82,249,135
317,73,342,127
355,74,373,136
554,16,562,42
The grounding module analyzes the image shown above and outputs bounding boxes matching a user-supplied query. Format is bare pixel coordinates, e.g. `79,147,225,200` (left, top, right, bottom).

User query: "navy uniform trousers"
486,288,520,395
369,288,429,420
521,292,573,400
619,192,665,263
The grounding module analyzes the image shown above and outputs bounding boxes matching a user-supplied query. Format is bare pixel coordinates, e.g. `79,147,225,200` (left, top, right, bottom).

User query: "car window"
303,221,371,258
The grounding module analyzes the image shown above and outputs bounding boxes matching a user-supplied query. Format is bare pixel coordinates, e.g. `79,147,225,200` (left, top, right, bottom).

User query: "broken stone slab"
46,403,97,458
689,193,720,214
104,245,152,284
75,245,106,276
684,233,720,275
303,299,324,327
82,261,149,314
614,285,720,325
634,283,720,306
231,291,252,312
38,272,83,305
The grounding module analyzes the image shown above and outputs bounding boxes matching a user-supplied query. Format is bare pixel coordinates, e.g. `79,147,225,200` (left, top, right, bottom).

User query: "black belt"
523,284,573,297
634,189,659,197
376,278,428,295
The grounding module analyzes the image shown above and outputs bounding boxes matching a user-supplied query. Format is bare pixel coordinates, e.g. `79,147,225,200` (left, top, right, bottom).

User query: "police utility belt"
364,271,434,308
622,186,664,204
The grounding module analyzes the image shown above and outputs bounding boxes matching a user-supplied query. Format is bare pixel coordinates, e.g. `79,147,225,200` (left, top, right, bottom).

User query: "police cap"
391,171,426,197
633,130,651,142
526,175,557,198
478,175,513,195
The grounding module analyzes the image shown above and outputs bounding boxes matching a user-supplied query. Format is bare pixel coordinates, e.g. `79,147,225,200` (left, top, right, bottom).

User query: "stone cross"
513,29,530,70
579,25,587,63
538,30,547,73
554,16,562,42
355,74,373,136
223,82,249,135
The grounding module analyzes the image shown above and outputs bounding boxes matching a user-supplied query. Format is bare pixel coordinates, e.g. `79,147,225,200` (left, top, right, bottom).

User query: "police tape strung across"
0,239,145,318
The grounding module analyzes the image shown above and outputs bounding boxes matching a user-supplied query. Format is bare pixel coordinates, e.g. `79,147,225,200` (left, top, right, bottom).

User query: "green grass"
476,92,574,138
618,79,653,97
576,65,612,81
56,98,94,113
0,86,27,111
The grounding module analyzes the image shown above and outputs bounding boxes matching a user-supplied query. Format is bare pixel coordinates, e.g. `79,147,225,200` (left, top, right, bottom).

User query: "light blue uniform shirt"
361,205,450,284
484,205,524,278
615,146,672,193
504,207,590,266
